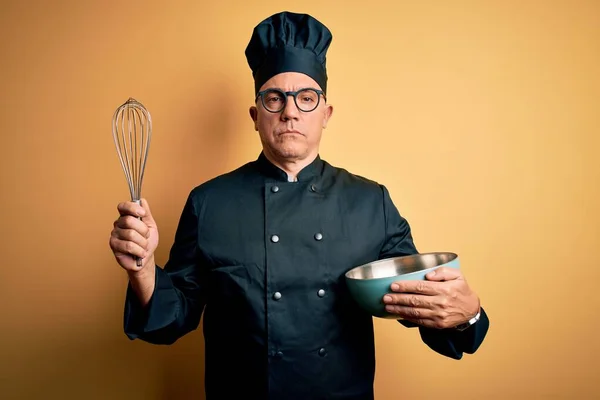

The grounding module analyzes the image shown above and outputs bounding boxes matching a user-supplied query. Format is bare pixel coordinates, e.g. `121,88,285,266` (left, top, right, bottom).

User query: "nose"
280,94,300,121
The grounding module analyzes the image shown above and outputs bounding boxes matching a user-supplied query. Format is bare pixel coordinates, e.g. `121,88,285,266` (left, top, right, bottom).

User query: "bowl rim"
344,251,458,281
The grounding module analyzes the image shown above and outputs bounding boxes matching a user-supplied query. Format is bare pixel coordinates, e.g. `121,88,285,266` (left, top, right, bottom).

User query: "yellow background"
1,0,598,399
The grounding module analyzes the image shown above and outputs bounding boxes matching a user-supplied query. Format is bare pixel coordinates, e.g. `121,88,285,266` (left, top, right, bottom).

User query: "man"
109,11,489,400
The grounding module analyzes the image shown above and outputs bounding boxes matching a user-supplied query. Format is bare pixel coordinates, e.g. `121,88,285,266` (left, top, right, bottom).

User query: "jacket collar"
256,151,324,182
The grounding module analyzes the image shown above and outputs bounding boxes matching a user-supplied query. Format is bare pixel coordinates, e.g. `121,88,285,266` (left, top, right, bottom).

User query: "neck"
263,149,318,181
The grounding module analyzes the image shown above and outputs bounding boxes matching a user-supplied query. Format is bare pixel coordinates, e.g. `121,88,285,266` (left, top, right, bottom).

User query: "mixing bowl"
344,252,460,318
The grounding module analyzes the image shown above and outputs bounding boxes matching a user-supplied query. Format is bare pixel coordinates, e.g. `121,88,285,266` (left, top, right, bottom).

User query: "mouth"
279,130,303,136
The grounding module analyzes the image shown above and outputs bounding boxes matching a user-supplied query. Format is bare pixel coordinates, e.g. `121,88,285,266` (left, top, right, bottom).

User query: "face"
249,72,333,162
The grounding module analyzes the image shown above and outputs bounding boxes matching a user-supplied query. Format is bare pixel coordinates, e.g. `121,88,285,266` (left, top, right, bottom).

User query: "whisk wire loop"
112,98,152,202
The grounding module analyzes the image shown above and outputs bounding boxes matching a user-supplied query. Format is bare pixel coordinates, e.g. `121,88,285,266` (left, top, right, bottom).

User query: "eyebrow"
264,86,317,92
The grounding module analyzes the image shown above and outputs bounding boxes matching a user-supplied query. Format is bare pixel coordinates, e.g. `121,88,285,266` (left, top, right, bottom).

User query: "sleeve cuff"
397,307,490,359
123,266,181,340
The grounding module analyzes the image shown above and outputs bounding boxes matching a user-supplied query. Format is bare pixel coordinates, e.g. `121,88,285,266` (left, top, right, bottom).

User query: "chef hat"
245,11,333,95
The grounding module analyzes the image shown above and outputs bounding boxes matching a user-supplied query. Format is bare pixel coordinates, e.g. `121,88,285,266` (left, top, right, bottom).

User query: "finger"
385,305,435,320
110,237,147,259
390,280,440,295
112,226,148,250
114,252,144,271
383,293,435,309
401,317,445,330
114,215,150,238
117,201,146,218
425,266,463,282
139,198,156,225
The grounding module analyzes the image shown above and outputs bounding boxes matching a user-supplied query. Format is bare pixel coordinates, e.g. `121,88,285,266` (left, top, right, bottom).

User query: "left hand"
383,267,480,329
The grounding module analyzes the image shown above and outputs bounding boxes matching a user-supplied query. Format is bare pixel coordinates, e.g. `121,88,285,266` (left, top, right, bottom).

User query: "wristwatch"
453,309,481,331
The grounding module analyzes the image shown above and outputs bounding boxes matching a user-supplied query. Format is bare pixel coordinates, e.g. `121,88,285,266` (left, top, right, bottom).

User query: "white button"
273,292,282,300
271,186,279,193
314,233,323,241
271,235,279,243
318,289,326,297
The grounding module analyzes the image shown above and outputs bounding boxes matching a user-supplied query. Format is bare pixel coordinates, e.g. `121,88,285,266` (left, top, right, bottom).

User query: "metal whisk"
112,97,152,266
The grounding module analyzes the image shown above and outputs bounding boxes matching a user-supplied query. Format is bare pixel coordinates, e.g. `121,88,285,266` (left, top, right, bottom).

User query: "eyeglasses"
255,88,326,113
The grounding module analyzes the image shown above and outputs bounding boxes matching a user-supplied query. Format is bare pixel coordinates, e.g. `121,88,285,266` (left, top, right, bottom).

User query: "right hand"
109,198,159,274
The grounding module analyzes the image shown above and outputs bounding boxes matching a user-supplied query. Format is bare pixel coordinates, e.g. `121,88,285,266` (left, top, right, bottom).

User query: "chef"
109,11,489,400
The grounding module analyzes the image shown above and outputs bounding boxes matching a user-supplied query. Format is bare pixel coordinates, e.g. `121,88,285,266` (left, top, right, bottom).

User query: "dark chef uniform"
123,11,489,400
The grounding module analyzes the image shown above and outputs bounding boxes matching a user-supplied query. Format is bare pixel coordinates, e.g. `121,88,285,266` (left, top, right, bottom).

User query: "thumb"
425,266,462,282
139,198,156,225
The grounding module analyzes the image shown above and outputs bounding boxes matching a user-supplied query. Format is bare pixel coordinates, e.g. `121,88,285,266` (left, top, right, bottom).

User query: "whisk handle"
133,199,143,267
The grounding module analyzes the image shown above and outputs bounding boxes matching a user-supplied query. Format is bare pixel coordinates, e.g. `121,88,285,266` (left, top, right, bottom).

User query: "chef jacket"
123,152,489,400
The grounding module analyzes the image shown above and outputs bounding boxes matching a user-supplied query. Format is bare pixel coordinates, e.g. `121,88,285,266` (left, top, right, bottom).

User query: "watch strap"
454,309,481,331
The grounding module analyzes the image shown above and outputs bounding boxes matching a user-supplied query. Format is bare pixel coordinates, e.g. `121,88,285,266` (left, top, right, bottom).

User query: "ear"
322,103,334,129
249,106,259,131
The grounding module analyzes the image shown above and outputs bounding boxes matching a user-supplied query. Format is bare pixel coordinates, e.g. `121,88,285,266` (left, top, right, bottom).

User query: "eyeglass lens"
262,89,321,112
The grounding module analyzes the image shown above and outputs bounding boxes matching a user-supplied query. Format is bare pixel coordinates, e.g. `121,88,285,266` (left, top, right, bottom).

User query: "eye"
266,94,282,103
297,90,318,104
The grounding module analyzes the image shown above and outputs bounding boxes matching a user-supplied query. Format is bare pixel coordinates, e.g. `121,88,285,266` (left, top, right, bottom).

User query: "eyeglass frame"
255,87,327,113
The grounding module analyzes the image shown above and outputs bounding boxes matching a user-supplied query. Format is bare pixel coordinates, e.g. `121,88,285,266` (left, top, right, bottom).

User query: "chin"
272,144,308,160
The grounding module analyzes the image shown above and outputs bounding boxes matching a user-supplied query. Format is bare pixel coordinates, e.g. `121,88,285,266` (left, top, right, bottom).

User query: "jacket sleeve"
378,185,490,359
123,190,207,345
398,309,490,359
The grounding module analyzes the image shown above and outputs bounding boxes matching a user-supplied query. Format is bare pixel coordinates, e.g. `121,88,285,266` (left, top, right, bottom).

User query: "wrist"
468,295,481,319
127,257,156,307
454,299,482,332
127,256,156,291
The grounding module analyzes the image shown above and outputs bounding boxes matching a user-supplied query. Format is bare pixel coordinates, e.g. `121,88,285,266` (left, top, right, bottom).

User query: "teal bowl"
344,252,460,319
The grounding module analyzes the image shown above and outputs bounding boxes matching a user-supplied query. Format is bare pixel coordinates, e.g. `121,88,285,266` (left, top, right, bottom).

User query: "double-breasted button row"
270,233,323,243
272,349,324,358
269,184,318,193
272,290,325,300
